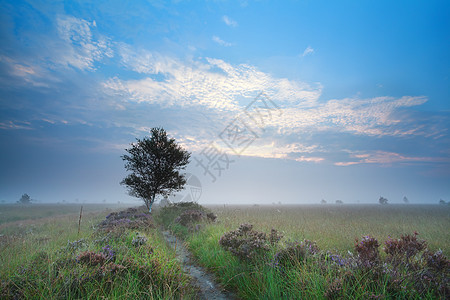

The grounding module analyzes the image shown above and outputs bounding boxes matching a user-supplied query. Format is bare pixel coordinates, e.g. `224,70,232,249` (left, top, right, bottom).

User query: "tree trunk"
148,193,156,213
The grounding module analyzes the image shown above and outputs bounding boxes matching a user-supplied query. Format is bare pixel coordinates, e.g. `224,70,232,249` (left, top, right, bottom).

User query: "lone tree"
17,193,32,204
403,196,409,204
121,127,191,213
379,196,388,205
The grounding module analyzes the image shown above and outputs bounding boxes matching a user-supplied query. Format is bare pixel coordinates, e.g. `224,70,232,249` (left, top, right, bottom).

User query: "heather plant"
384,232,427,265
272,239,319,269
421,249,450,296
77,251,108,266
156,201,206,228
269,228,283,245
219,223,273,261
206,212,217,222
175,209,205,226
98,207,154,231
131,234,148,247
354,235,380,268
101,244,116,261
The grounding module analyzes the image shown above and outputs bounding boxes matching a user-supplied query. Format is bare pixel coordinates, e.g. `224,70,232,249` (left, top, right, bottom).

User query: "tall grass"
0,204,198,299
180,204,449,299
208,204,450,255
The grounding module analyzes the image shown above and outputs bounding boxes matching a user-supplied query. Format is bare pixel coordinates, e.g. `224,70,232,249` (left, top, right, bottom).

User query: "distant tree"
336,200,343,205
121,127,191,213
17,193,32,204
321,199,327,204
403,196,409,204
379,196,388,205
439,199,446,205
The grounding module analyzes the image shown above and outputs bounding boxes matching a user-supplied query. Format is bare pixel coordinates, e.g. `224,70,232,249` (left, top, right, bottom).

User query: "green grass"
2,203,448,299
207,204,450,255
179,204,449,299
0,203,130,225
0,204,198,299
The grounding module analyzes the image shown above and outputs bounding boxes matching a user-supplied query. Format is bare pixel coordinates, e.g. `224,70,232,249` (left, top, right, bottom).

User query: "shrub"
269,228,283,245
206,212,217,222
384,232,426,264
419,250,450,296
219,223,271,261
156,201,207,228
174,209,205,226
272,240,319,269
98,207,154,231
354,235,380,268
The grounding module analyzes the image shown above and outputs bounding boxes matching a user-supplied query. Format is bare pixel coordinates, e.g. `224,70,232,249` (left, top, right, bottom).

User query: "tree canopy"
121,127,191,212
379,196,388,205
17,193,32,204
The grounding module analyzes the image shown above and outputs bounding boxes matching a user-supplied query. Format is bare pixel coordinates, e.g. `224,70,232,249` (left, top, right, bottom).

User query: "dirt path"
162,230,236,300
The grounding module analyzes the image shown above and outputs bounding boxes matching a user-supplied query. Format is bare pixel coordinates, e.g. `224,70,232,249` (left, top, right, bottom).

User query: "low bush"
272,239,319,269
219,223,278,261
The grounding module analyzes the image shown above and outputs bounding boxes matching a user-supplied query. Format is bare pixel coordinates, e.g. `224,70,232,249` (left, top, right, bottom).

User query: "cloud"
0,121,33,130
212,35,233,47
334,151,450,166
100,45,440,163
104,48,322,115
301,46,314,57
55,15,113,70
223,15,238,27
2,11,443,166
269,96,429,137
0,55,54,87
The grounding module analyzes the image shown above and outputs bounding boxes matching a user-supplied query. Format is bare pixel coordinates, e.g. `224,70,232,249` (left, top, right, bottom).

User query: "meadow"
1,202,449,299
206,204,450,255
0,204,197,299
162,203,449,299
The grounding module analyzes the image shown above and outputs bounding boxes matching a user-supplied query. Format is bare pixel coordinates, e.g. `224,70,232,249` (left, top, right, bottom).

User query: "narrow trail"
162,230,236,300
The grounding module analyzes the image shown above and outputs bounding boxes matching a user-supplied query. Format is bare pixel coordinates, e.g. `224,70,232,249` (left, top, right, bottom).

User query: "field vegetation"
1,203,449,299
0,204,197,299
158,203,449,299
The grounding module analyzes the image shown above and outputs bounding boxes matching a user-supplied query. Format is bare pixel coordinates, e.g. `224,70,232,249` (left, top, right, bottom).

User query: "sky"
0,0,449,205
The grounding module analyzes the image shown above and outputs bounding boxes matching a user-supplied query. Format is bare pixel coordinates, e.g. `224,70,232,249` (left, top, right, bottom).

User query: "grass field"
162,203,449,299
206,204,450,255
1,203,449,299
0,204,197,299
0,203,130,225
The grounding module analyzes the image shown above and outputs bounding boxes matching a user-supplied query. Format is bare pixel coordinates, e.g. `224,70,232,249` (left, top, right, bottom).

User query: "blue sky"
0,0,449,204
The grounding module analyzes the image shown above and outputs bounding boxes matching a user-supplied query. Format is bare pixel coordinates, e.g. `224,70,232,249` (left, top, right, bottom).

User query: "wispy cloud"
223,15,238,27
0,121,33,130
101,45,440,162
104,47,322,114
301,46,314,57
335,151,450,166
56,15,113,70
212,35,233,47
